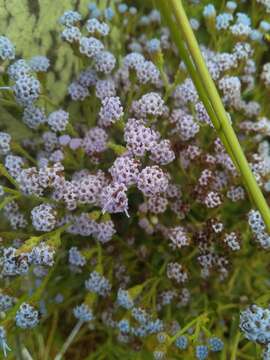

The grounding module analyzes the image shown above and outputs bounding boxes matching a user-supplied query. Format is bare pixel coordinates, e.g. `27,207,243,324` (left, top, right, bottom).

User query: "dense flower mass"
0,1,270,359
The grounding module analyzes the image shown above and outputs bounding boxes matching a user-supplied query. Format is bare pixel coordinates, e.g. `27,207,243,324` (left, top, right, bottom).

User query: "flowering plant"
0,1,270,359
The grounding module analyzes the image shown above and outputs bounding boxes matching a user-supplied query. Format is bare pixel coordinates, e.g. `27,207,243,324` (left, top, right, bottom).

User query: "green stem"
155,0,240,170
237,353,255,360
11,142,37,165
21,347,34,360
231,331,241,360
40,94,58,107
169,313,208,345
124,76,136,120
152,51,171,97
44,311,58,360
0,98,20,108
158,0,270,232
2,258,58,329
107,141,126,155
66,123,78,137
15,331,23,360
54,320,83,360
0,164,20,189
0,194,20,211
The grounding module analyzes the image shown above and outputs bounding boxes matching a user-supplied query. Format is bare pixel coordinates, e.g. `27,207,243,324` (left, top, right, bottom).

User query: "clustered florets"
98,96,123,127
248,210,270,249
100,182,129,215
0,132,11,155
29,56,50,72
137,166,169,197
79,36,104,58
73,304,94,322
48,110,69,132
13,75,40,106
23,105,46,129
15,303,39,329
124,118,160,156
0,35,15,60
167,262,188,284
240,305,270,344
31,204,57,232
133,92,165,118
85,271,112,297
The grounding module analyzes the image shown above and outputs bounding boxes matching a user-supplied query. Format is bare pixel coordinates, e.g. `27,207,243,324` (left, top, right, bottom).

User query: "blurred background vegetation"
0,0,151,102
0,0,98,102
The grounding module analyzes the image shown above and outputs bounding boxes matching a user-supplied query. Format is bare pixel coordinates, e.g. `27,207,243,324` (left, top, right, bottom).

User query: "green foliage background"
0,0,95,102
0,0,153,99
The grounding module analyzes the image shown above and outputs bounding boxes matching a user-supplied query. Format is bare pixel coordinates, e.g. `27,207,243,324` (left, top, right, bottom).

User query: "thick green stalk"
158,0,270,231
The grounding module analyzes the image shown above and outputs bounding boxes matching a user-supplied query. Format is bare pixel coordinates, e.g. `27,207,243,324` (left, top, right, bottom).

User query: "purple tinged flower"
100,182,129,216
98,96,123,127
109,155,141,186
124,118,160,157
48,109,69,132
94,51,116,74
83,127,108,155
31,204,57,232
137,166,169,197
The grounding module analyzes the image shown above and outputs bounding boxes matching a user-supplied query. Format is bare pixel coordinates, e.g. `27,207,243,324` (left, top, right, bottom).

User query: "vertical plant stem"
15,332,23,360
44,311,59,360
54,320,83,360
231,331,241,360
35,332,45,360
158,0,270,232
21,348,34,360
154,0,240,170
